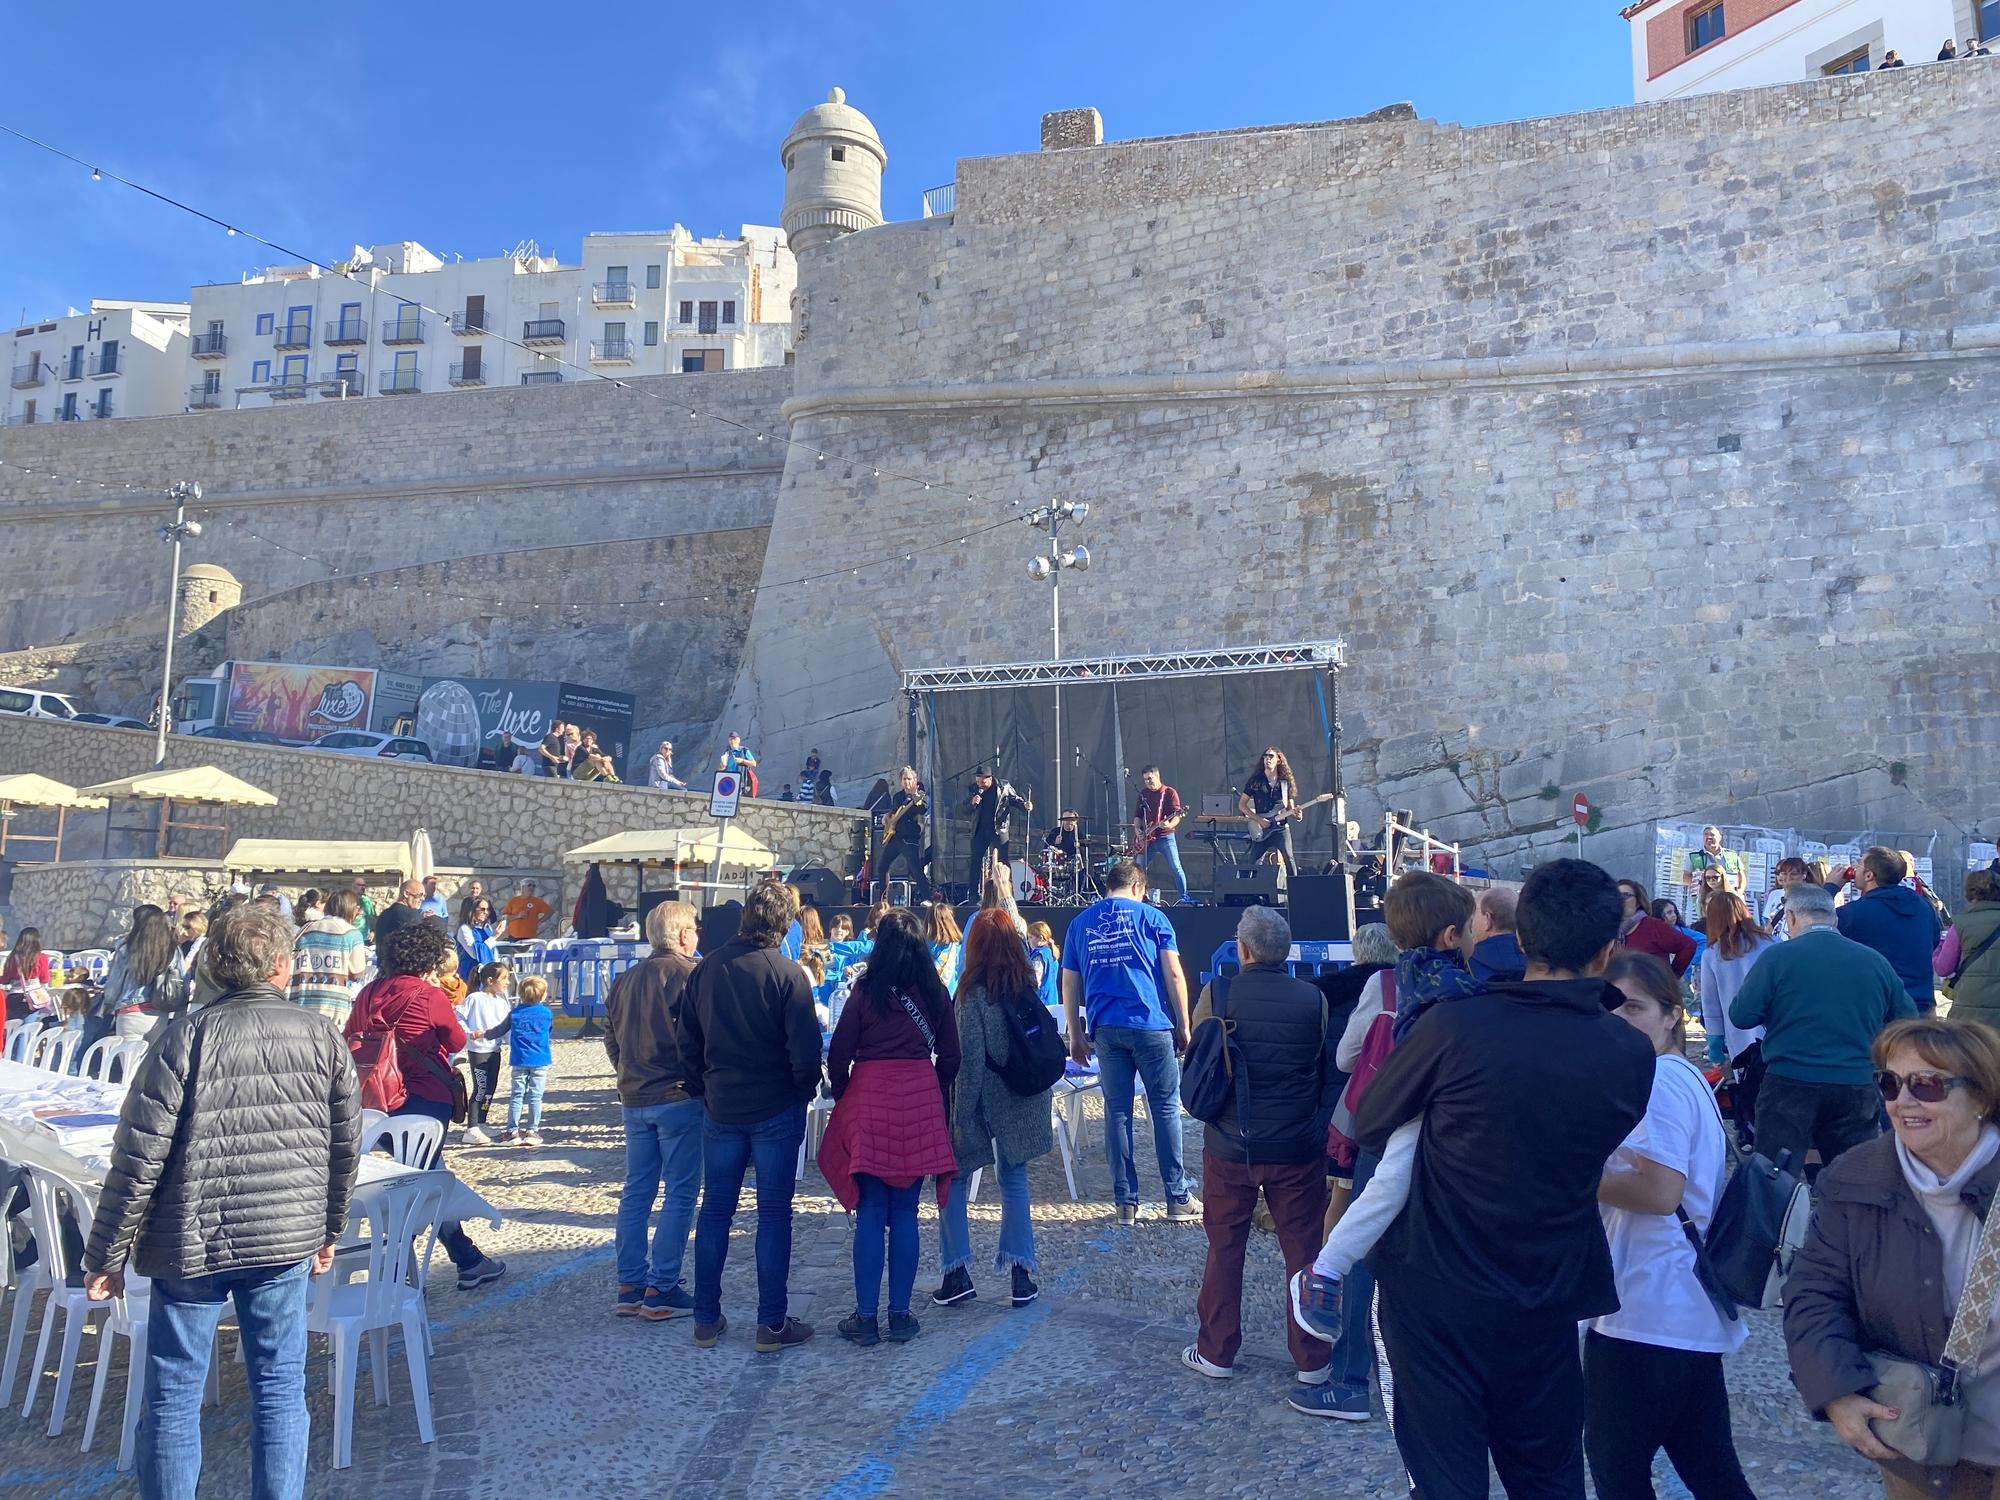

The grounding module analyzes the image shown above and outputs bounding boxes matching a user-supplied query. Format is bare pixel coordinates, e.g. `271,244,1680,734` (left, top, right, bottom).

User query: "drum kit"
1009,826,1136,908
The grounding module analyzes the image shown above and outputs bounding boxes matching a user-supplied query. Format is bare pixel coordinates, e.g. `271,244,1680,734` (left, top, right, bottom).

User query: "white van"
0,685,82,720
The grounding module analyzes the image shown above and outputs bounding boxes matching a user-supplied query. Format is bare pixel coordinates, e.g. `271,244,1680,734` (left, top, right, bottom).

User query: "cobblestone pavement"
0,1038,1881,1498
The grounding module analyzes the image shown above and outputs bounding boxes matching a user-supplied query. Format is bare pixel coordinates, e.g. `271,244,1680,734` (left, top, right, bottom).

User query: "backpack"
1674,1063,1812,1319
990,989,1066,1096
348,981,409,1115
1181,981,1249,1128
1327,969,1397,1168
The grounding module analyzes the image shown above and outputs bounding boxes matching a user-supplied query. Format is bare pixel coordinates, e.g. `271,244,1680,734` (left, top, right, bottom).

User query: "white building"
1624,0,1994,100
5,301,190,427
185,228,795,412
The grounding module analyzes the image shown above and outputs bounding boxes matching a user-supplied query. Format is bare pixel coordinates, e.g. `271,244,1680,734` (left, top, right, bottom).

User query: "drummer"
1043,811,1083,864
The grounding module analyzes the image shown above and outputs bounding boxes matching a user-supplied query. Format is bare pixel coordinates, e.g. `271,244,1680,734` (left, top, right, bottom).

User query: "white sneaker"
462,1126,492,1146
524,1131,543,1147
1180,1344,1233,1380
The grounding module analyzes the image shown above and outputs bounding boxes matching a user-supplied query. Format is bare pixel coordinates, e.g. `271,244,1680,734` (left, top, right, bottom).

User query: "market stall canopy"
224,839,414,877
79,767,278,807
565,826,773,868
0,775,108,810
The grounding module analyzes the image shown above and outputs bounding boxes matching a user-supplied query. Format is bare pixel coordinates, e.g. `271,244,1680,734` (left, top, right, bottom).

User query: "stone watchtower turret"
780,87,887,255
175,562,241,637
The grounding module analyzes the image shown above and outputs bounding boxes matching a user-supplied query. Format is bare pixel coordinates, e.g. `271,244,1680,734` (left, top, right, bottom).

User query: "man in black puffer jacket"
84,903,360,1500
1183,905,1341,1388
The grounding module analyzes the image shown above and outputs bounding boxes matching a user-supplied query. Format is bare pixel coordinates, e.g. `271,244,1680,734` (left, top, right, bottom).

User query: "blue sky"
0,3,1632,321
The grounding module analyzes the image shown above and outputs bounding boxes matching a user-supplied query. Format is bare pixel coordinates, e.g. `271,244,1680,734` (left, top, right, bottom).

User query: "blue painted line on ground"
814,1228,1123,1499
428,1243,614,1340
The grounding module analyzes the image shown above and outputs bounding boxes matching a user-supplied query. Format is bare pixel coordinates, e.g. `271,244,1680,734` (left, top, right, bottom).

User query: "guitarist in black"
1239,746,1303,877
879,765,931,902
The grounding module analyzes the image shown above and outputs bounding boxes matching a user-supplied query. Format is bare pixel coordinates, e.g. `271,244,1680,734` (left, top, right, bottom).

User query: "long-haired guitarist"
1131,766,1190,903
879,765,931,901
1239,746,1303,876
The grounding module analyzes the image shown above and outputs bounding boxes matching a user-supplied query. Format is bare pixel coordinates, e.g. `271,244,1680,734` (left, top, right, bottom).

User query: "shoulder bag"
1952,923,2000,988
1863,1192,2000,1468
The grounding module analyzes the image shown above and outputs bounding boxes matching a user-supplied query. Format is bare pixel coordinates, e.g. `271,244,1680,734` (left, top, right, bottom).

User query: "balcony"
89,349,121,377
272,323,313,350
6,411,36,425
323,317,367,346
589,339,633,363
521,318,565,344
592,281,636,307
448,310,492,336
61,359,85,382
378,368,422,394
190,331,228,358
188,385,223,409
9,360,45,389
381,316,425,344
448,361,486,386
921,182,956,218
520,371,563,386
90,399,113,419
322,371,363,397
268,374,311,400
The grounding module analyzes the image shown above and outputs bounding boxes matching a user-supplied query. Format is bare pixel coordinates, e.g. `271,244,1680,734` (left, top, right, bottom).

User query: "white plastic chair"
25,1027,81,1074
309,1174,444,1469
374,1115,443,1169
357,1108,390,1153
3,1021,33,1063
19,1163,110,1436
79,1257,149,1470
0,1160,51,1409
76,1036,144,1083
2,1018,22,1056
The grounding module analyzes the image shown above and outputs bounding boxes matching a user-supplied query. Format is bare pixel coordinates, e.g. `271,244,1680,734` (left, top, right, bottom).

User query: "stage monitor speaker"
1218,864,1286,907
636,888,684,926
787,866,846,910
1288,871,1354,940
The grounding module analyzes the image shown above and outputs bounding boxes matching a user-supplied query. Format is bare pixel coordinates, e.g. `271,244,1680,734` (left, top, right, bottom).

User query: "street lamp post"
1025,500,1092,840
153,481,203,768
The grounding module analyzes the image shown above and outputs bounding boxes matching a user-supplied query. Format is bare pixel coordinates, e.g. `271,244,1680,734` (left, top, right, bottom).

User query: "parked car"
313,730,435,763
72,712,152,730
191,725,292,747
0,686,81,720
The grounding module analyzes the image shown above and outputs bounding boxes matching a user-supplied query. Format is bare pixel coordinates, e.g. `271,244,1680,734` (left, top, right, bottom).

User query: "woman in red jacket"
1615,879,1697,978
820,908,961,1347
345,920,507,1291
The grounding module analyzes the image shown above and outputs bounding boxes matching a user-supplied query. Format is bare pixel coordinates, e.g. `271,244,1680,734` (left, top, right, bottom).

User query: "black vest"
1204,965,1330,1165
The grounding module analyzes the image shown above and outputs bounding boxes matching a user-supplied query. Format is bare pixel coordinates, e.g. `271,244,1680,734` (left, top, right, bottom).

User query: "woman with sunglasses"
1786,1016,2000,1496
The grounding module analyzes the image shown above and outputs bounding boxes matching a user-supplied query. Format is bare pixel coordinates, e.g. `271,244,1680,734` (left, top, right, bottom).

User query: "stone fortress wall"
728,62,2000,874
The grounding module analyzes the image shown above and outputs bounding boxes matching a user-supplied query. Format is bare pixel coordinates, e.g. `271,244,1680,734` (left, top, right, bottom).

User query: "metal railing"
381,317,425,344
448,310,492,335
520,370,563,385
9,361,44,389
190,331,228,357
5,411,36,425
90,398,112,419
592,281,635,306
187,384,223,408
268,374,311,399
921,182,956,218
272,323,313,349
521,318,565,343
448,361,486,386
378,368,422,393
89,349,121,376
589,339,633,362
324,317,367,345
62,358,85,381
323,371,363,397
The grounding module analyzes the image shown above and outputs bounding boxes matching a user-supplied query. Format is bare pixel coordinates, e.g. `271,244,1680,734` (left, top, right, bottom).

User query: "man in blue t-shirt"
1060,861,1197,1223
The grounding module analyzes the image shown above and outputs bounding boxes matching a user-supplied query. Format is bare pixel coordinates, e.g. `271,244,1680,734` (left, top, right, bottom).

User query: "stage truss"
901,640,1346,694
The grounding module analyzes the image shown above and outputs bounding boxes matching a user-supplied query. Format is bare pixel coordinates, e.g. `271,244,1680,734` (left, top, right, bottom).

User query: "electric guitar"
1132,809,1182,847
881,791,926,843
1245,791,1338,839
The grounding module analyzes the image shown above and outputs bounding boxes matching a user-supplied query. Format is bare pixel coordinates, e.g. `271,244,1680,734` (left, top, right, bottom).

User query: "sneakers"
1116,1203,1139,1225
517,1130,543,1148
1010,1266,1039,1307
885,1310,922,1343
1289,1268,1344,1344
462,1125,492,1146
693,1314,728,1348
456,1256,506,1291
931,1267,976,1306
1166,1195,1202,1223
641,1284,695,1321
838,1313,881,1347
1180,1343,1233,1380
1287,1383,1372,1421
754,1316,815,1352
615,1284,646,1317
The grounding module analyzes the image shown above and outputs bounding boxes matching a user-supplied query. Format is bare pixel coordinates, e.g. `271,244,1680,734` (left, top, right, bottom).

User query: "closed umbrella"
410,828,435,883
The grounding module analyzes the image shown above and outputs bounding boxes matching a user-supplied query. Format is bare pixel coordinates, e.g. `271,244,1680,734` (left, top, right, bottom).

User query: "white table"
0,1056,501,1229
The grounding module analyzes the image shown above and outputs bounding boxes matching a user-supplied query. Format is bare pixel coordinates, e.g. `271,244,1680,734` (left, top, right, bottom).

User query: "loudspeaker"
787,866,846,910
636,888,684,926
1288,871,1355,940
1218,864,1286,907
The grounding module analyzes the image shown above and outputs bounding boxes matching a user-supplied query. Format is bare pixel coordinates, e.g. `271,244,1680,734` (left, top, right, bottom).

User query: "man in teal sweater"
1731,881,1913,1172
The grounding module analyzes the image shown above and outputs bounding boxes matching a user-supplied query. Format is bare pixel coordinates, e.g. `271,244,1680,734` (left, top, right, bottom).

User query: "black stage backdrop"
914,667,1339,898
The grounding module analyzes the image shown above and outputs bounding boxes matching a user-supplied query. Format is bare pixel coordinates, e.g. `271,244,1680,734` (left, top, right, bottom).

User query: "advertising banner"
225,662,376,743
411,677,558,768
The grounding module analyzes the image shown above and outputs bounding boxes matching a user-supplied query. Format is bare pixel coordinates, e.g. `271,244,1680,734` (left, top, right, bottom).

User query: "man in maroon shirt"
1131,767,1190,904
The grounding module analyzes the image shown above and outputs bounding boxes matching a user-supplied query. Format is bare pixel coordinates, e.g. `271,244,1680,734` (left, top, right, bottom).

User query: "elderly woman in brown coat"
1784,1016,2000,1499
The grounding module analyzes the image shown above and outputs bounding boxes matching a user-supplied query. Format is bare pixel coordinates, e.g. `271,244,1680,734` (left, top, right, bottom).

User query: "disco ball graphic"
415,681,482,767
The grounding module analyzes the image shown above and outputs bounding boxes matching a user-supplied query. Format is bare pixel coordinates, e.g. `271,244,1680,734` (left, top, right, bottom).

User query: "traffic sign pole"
708,772,743,907
1572,792,1591,856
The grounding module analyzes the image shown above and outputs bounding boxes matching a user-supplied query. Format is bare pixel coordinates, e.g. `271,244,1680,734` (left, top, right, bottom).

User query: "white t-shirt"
1589,1050,1746,1355
455,991,513,1057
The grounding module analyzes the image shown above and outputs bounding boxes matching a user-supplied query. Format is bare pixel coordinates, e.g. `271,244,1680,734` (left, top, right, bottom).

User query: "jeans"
1197,1153,1329,1372
1583,1330,1756,1500
506,1065,549,1133
879,841,930,902
617,1097,704,1289
68,1012,113,1073
1094,1025,1189,1205
1142,834,1190,901
853,1174,922,1318
399,1095,487,1270
1754,1073,1880,1176
466,1051,501,1126
937,1155,1036,1274
693,1102,807,1329
1325,1147,1381,1394
142,1257,312,1500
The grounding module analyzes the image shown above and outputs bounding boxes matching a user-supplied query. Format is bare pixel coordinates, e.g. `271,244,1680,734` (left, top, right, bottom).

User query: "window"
831,146,846,162
699,300,718,334
206,319,222,337
98,338,120,374
683,348,722,372
202,370,221,395
1981,0,1996,40
66,345,83,379
722,300,736,325
335,353,358,378
394,350,417,375
282,353,307,385
251,359,271,384
604,321,626,342
1822,47,1871,74
679,300,694,324
94,389,112,418
645,265,661,289
60,392,76,420
256,312,274,335
644,320,659,346
1688,3,1725,49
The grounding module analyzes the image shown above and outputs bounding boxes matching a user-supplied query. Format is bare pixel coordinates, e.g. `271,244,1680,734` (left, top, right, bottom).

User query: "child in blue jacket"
491,975,554,1146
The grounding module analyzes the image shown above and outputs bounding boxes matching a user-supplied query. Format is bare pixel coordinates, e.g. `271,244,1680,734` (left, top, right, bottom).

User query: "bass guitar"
881,791,927,843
